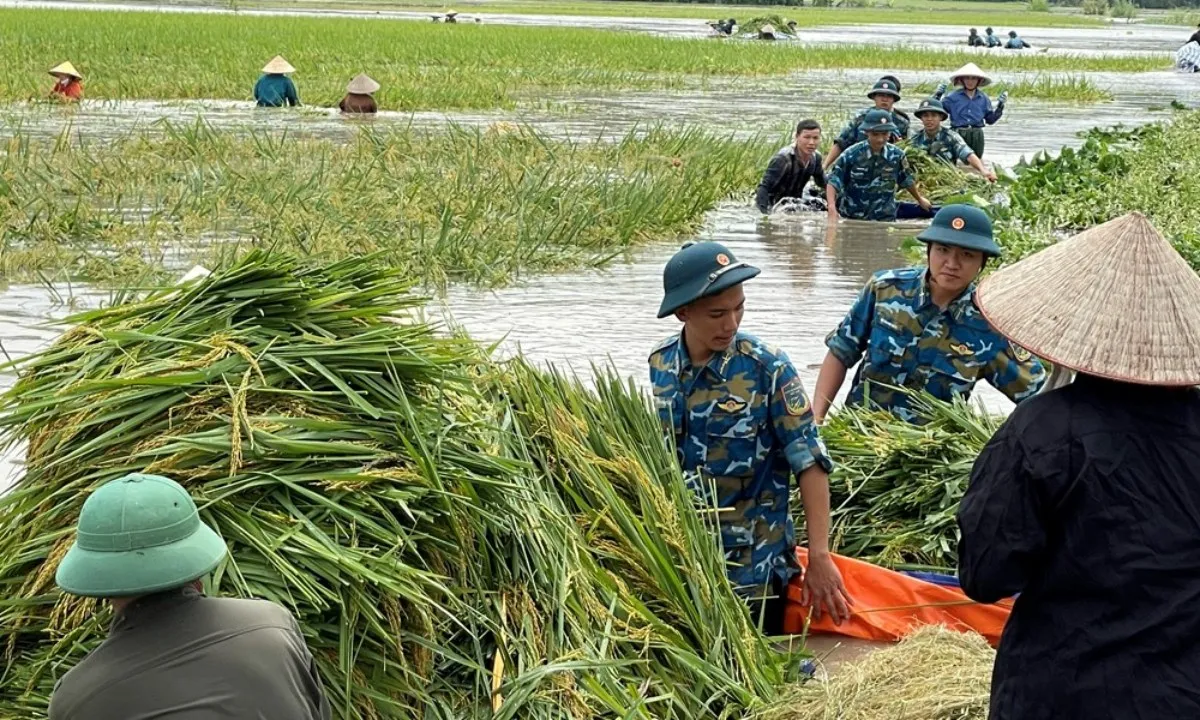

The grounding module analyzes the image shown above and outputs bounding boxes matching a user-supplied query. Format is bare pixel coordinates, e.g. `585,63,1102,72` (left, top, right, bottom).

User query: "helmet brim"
657,265,761,318
916,226,1002,257
56,521,227,597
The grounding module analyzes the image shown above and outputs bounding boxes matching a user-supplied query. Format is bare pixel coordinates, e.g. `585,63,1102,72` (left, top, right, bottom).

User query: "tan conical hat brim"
49,61,82,79
760,24,776,33
976,212,1200,386
950,63,992,86
346,74,380,94
262,56,296,74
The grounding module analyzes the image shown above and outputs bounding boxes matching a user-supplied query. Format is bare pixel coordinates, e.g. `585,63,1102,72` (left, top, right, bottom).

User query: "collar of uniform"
676,330,737,381
918,267,977,320
110,585,202,634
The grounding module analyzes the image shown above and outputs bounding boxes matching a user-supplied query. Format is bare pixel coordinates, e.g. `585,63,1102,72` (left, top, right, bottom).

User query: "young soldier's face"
928,242,984,295
866,130,888,151
919,113,942,133
872,94,896,111
795,128,821,155
677,284,745,353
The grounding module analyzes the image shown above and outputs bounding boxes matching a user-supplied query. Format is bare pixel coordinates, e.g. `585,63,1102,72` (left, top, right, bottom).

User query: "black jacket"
755,145,825,214
959,375,1200,720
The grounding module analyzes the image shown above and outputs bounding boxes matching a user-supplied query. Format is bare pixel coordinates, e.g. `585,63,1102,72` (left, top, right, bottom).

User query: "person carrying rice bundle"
649,241,852,632
911,97,997,182
959,212,1200,720
825,109,932,223
254,55,300,108
47,473,331,720
812,204,1045,424
823,77,910,171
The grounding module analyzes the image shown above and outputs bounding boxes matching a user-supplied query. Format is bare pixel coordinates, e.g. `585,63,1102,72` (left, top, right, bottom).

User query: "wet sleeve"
897,151,916,189
985,340,1046,404
286,79,300,107
756,154,786,213
958,420,1046,603
825,278,875,368
767,354,833,475
984,94,1004,125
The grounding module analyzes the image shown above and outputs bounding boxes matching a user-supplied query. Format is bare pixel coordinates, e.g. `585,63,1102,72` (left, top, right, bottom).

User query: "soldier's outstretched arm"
812,352,848,425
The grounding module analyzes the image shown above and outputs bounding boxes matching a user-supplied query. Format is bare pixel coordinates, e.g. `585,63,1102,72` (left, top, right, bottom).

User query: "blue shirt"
826,267,1046,422
827,141,915,222
254,74,300,108
939,88,1004,129
910,126,976,164
649,331,831,592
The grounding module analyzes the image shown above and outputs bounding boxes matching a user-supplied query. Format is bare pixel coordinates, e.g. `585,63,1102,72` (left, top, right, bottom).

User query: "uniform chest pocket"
866,317,913,370
704,410,761,481
849,166,872,184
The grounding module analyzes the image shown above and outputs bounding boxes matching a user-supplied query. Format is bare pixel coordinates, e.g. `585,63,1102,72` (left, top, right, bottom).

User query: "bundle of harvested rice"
759,626,994,720
0,252,785,719
898,146,993,205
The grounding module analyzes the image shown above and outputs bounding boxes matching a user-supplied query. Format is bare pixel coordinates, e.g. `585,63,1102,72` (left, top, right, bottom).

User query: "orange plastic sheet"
785,548,1014,647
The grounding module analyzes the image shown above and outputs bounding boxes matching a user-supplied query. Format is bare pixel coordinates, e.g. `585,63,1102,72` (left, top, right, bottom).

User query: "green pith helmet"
56,473,227,598
878,74,902,93
1009,30,1017,37
916,204,1002,257
914,97,948,120
658,241,760,318
862,108,897,134
867,77,901,100
986,27,994,33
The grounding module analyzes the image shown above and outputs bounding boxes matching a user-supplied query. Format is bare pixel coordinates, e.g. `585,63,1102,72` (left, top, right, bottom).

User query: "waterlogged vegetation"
0,10,1166,110
911,74,1114,103
0,121,772,287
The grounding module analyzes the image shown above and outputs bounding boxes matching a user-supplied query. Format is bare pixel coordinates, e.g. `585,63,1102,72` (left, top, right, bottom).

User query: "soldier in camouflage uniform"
910,97,997,182
650,241,851,631
823,77,910,171
812,205,1046,423
825,109,932,223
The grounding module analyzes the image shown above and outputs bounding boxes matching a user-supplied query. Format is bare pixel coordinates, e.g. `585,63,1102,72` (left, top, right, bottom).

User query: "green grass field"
2,10,1163,110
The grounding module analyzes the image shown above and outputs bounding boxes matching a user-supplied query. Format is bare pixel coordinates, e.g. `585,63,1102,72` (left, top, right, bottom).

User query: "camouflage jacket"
909,127,975,165
826,267,1046,422
835,107,910,149
827,141,915,222
648,331,832,593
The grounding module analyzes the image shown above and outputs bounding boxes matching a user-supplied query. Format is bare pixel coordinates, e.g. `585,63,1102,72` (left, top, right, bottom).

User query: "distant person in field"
339,74,379,114
48,61,83,102
254,56,300,108
758,23,778,40
756,118,826,214
1005,30,1031,49
1189,22,1200,46
985,27,1002,47
47,473,331,720
1177,41,1200,72
967,28,984,47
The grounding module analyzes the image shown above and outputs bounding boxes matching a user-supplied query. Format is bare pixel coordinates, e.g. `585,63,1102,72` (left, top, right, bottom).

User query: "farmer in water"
48,61,83,102
1005,30,1031,49
48,473,331,720
649,241,852,632
910,97,996,182
811,205,1045,424
959,212,1200,720
933,63,1006,159
755,118,826,214
985,27,1002,47
825,109,931,223
254,56,300,108
339,74,380,114
967,28,984,47
823,77,909,170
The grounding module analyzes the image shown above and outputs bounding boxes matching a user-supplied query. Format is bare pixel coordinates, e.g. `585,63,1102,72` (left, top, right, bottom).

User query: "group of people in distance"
968,27,1031,49
45,55,383,114
757,64,1005,221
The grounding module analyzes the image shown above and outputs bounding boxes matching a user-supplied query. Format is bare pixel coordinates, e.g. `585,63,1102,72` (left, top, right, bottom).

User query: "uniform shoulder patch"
782,377,811,416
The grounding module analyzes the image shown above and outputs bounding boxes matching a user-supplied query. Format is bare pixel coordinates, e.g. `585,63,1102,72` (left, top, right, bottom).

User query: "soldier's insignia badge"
951,217,966,230
717,397,747,413
1013,345,1032,362
715,253,730,266
950,342,972,355
782,378,810,416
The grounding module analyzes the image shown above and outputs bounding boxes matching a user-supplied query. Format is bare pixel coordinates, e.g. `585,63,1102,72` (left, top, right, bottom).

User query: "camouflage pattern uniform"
836,108,910,148
648,331,832,595
827,141,915,222
826,266,1046,422
910,127,975,165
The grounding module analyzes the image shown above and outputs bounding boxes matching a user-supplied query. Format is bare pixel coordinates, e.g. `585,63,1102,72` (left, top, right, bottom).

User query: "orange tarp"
785,548,1014,647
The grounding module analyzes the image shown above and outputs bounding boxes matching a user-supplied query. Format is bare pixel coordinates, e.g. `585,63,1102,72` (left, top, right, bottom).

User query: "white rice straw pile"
761,627,995,720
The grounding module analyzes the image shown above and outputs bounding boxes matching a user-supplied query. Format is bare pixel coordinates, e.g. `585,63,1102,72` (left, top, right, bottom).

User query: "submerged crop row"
0,10,1166,110
0,121,773,287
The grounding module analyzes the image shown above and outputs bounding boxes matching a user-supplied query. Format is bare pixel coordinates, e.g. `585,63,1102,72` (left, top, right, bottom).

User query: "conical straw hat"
346,74,380,94
950,63,992,87
976,212,1200,386
49,61,82,79
261,56,296,74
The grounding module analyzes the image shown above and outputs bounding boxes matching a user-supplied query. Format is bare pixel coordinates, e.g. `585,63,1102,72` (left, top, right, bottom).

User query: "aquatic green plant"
911,74,1113,103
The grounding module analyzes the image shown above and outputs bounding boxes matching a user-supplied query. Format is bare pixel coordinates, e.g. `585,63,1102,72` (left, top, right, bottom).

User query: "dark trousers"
743,574,789,635
956,126,986,158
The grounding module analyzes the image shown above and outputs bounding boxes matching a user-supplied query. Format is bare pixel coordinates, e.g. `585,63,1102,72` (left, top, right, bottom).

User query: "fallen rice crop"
910,74,1114,104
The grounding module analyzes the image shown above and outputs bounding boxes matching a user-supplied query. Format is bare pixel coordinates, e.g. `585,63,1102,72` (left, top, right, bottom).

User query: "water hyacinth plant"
0,252,790,718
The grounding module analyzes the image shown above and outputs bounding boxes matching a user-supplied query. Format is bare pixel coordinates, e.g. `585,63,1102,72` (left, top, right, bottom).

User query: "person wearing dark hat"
911,97,996,182
649,242,851,632
823,77,909,171
48,473,331,720
967,28,984,47
958,212,1200,720
1005,29,1031,49
812,204,1045,424
825,109,931,223
1189,22,1200,46
985,27,1002,47
755,118,826,214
